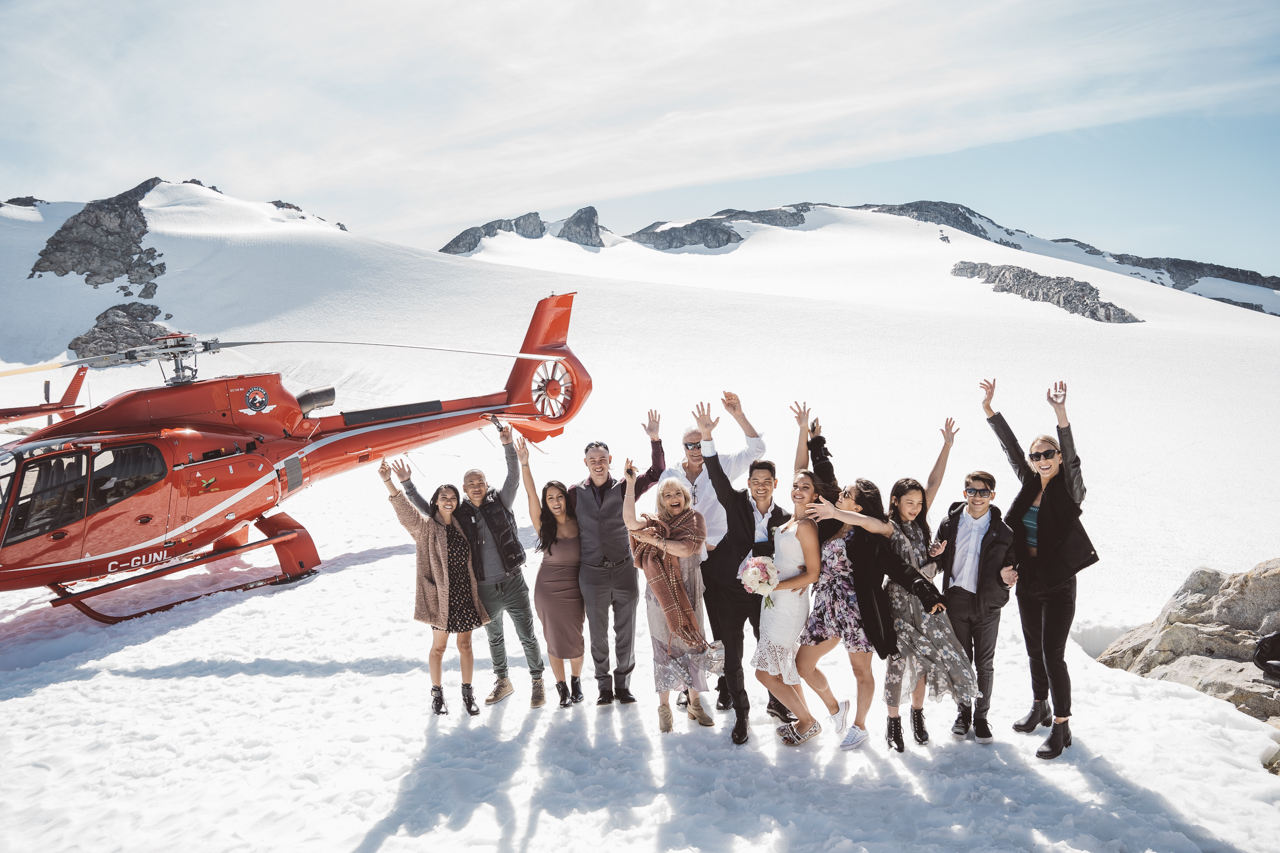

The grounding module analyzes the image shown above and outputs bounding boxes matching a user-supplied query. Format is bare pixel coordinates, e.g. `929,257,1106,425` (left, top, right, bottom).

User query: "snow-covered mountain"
2,180,1279,852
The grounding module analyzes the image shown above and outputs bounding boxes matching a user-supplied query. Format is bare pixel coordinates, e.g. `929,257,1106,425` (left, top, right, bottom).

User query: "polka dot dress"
444,524,482,633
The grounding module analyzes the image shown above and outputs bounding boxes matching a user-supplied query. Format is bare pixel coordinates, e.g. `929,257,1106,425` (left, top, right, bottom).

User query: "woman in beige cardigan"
381,459,490,716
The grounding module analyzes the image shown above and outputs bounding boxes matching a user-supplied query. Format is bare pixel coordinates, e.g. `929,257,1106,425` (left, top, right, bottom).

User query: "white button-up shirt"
659,434,766,547
951,508,991,594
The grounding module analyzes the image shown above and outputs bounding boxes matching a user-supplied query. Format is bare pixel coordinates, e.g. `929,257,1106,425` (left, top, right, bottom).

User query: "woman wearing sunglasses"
981,379,1098,760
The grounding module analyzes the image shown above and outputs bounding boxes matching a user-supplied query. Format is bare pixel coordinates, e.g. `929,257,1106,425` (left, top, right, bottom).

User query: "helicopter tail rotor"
501,293,592,441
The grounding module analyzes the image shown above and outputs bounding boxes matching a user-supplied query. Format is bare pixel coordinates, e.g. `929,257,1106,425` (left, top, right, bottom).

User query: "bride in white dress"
751,470,824,745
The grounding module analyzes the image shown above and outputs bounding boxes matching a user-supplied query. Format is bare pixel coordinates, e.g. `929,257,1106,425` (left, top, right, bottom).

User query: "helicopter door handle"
49,531,68,541
135,515,154,525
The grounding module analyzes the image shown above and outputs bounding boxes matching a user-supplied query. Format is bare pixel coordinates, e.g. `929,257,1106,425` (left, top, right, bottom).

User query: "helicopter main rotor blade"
213,340,564,361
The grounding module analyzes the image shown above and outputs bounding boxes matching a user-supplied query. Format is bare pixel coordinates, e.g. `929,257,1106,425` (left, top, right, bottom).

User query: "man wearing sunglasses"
929,471,1016,744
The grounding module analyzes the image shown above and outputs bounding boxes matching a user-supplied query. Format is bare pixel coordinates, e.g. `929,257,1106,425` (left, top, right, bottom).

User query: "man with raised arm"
401,421,545,708
658,392,765,711
695,405,790,745
567,411,665,705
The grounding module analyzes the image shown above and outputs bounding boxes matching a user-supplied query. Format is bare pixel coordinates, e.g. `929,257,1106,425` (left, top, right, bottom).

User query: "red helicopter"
0,293,590,624
0,366,88,425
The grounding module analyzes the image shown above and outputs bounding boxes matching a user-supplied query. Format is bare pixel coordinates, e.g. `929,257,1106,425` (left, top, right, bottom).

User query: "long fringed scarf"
630,509,709,649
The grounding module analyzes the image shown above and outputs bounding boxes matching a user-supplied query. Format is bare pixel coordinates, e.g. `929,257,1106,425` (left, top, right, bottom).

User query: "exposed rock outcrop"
4,196,42,207
439,212,546,254
1099,560,1280,724
628,218,742,250
1052,237,1104,256
270,200,302,211
557,206,604,248
182,179,221,193
1108,254,1280,292
68,302,168,358
952,261,1141,323
854,200,1003,240
29,177,166,289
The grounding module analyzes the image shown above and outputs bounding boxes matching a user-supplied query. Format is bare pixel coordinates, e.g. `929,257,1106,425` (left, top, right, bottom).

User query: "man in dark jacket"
933,470,1016,743
406,422,545,708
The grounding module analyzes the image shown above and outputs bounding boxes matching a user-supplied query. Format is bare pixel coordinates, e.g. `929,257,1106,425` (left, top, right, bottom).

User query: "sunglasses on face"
964,488,992,498
584,441,609,454
1028,448,1059,462
683,441,701,450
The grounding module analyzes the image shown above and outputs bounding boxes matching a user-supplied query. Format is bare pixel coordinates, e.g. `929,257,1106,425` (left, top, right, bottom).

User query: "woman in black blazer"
982,379,1097,760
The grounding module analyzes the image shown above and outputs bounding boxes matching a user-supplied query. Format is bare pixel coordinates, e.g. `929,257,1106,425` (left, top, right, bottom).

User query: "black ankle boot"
1036,720,1072,760
1012,700,1052,733
715,676,734,711
951,705,972,739
432,685,448,716
731,708,750,744
911,708,929,745
570,676,584,704
556,681,571,708
885,715,905,752
460,683,479,716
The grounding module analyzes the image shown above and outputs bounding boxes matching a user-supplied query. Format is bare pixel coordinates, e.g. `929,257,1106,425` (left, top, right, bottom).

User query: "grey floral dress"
798,534,874,652
882,520,978,707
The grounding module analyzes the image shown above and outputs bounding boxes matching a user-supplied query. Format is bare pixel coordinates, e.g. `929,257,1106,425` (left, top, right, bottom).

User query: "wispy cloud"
2,0,1278,247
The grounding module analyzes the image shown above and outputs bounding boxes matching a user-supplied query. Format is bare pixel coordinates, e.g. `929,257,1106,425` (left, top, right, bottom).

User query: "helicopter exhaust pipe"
297,386,336,416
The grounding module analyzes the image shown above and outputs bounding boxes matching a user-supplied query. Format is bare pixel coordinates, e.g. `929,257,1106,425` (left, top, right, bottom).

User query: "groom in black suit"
696,408,792,745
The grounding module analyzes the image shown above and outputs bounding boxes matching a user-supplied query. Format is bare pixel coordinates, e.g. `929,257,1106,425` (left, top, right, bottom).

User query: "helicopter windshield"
0,451,14,509
2,452,88,546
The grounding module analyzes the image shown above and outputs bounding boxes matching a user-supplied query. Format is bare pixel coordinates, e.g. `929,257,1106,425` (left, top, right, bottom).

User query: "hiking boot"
485,677,513,705
531,678,546,708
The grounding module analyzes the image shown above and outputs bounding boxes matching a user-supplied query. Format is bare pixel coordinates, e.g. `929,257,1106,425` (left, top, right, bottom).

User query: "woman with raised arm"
516,437,586,708
981,379,1096,760
810,420,977,752
621,464,719,732
380,458,488,716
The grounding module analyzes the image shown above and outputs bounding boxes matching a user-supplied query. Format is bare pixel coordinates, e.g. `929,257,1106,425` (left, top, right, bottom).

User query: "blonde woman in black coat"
981,379,1097,760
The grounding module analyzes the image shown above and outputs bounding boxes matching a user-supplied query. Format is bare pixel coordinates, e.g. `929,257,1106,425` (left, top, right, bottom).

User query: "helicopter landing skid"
47,515,322,624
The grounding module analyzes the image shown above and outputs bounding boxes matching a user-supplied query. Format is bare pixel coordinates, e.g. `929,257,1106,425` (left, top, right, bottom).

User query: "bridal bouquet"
739,555,780,608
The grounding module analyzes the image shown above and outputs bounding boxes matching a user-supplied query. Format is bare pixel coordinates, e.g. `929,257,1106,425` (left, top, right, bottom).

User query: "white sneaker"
830,699,850,735
839,724,868,751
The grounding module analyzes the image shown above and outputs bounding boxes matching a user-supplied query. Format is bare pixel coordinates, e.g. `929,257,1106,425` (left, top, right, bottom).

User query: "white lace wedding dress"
749,522,811,685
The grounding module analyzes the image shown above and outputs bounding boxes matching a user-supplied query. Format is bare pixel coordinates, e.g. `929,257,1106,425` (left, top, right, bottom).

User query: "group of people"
378,379,1096,761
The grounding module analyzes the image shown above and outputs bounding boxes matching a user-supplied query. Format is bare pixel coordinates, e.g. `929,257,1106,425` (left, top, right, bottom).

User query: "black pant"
702,572,762,712
1016,575,1076,718
945,587,1002,720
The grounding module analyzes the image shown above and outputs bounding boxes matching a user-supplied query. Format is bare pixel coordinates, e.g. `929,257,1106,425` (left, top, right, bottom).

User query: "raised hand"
377,459,391,481
810,417,821,437
980,378,996,417
498,423,513,445
390,459,412,482
622,458,638,485
790,401,811,430
693,402,719,437
721,391,742,417
643,409,661,441
1001,566,1019,587
1047,381,1068,410
514,436,530,465
940,417,958,446
805,496,836,520
930,539,947,558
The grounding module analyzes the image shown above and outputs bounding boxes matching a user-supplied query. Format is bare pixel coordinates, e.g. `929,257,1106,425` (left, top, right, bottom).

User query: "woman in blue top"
982,379,1098,760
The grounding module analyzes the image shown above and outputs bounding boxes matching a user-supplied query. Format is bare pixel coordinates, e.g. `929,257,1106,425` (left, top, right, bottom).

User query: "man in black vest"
570,411,665,705
696,408,790,745
404,422,545,708
932,470,1016,743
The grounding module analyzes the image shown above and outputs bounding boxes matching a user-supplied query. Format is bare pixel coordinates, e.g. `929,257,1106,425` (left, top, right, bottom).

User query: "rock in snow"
952,261,1141,323
557,206,605,248
67,302,168,358
29,177,167,289
439,211,546,253
627,218,742,250
1099,559,1280,725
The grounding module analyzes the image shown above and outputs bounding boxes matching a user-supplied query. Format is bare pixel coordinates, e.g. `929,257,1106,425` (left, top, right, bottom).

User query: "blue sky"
2,1,1279,273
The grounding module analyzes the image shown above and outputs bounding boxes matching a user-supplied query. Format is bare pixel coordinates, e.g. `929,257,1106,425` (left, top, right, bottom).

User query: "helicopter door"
0,451,89,571
81,443,171,569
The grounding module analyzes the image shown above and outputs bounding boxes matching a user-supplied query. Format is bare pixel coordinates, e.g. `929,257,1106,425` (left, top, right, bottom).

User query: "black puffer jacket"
988,412,1098,589
935,502,1015,610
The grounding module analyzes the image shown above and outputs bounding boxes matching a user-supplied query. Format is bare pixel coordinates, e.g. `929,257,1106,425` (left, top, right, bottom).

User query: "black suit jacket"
935,502,1015,611
701,450,790,588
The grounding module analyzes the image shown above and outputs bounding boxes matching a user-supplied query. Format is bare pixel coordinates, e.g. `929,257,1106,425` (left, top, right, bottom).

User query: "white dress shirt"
951,508,991,594
659,434,766,547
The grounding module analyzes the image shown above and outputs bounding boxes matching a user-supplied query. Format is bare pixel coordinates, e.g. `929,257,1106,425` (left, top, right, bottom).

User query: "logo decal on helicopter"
240,386,276,416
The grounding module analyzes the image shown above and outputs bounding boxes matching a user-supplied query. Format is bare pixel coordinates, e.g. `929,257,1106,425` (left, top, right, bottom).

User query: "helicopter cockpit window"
0,453,16,509
89,445,167,515
3,452,88,545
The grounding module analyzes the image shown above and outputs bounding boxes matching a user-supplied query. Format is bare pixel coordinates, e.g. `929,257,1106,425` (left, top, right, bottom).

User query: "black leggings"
1016,574,1076,718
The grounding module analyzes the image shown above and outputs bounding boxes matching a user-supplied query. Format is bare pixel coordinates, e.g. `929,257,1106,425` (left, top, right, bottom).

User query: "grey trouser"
478,574,544,681
580,558,639,692
946,586,1002,720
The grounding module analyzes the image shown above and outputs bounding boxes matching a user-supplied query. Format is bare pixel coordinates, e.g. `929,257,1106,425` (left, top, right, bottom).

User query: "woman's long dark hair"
889,477,931,543
849,478,887,521
795,468,840,504
537,480,575,552
428,484,460,520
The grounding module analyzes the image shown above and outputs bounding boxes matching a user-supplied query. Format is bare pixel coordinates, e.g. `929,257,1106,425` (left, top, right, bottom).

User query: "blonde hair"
1029,434,1061,453
656,477,692,520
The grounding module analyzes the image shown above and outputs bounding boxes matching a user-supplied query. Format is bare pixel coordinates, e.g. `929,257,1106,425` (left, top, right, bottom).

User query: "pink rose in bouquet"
738,555,780,608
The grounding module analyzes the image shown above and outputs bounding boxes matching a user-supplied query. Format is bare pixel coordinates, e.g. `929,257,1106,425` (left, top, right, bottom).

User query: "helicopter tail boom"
500,293,592,441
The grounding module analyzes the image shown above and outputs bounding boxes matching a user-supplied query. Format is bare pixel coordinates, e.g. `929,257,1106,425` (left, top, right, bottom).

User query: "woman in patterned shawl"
623,466,723,733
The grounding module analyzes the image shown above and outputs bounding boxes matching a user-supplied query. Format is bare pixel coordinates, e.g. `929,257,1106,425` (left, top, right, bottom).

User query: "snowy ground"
3,184,1280,851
